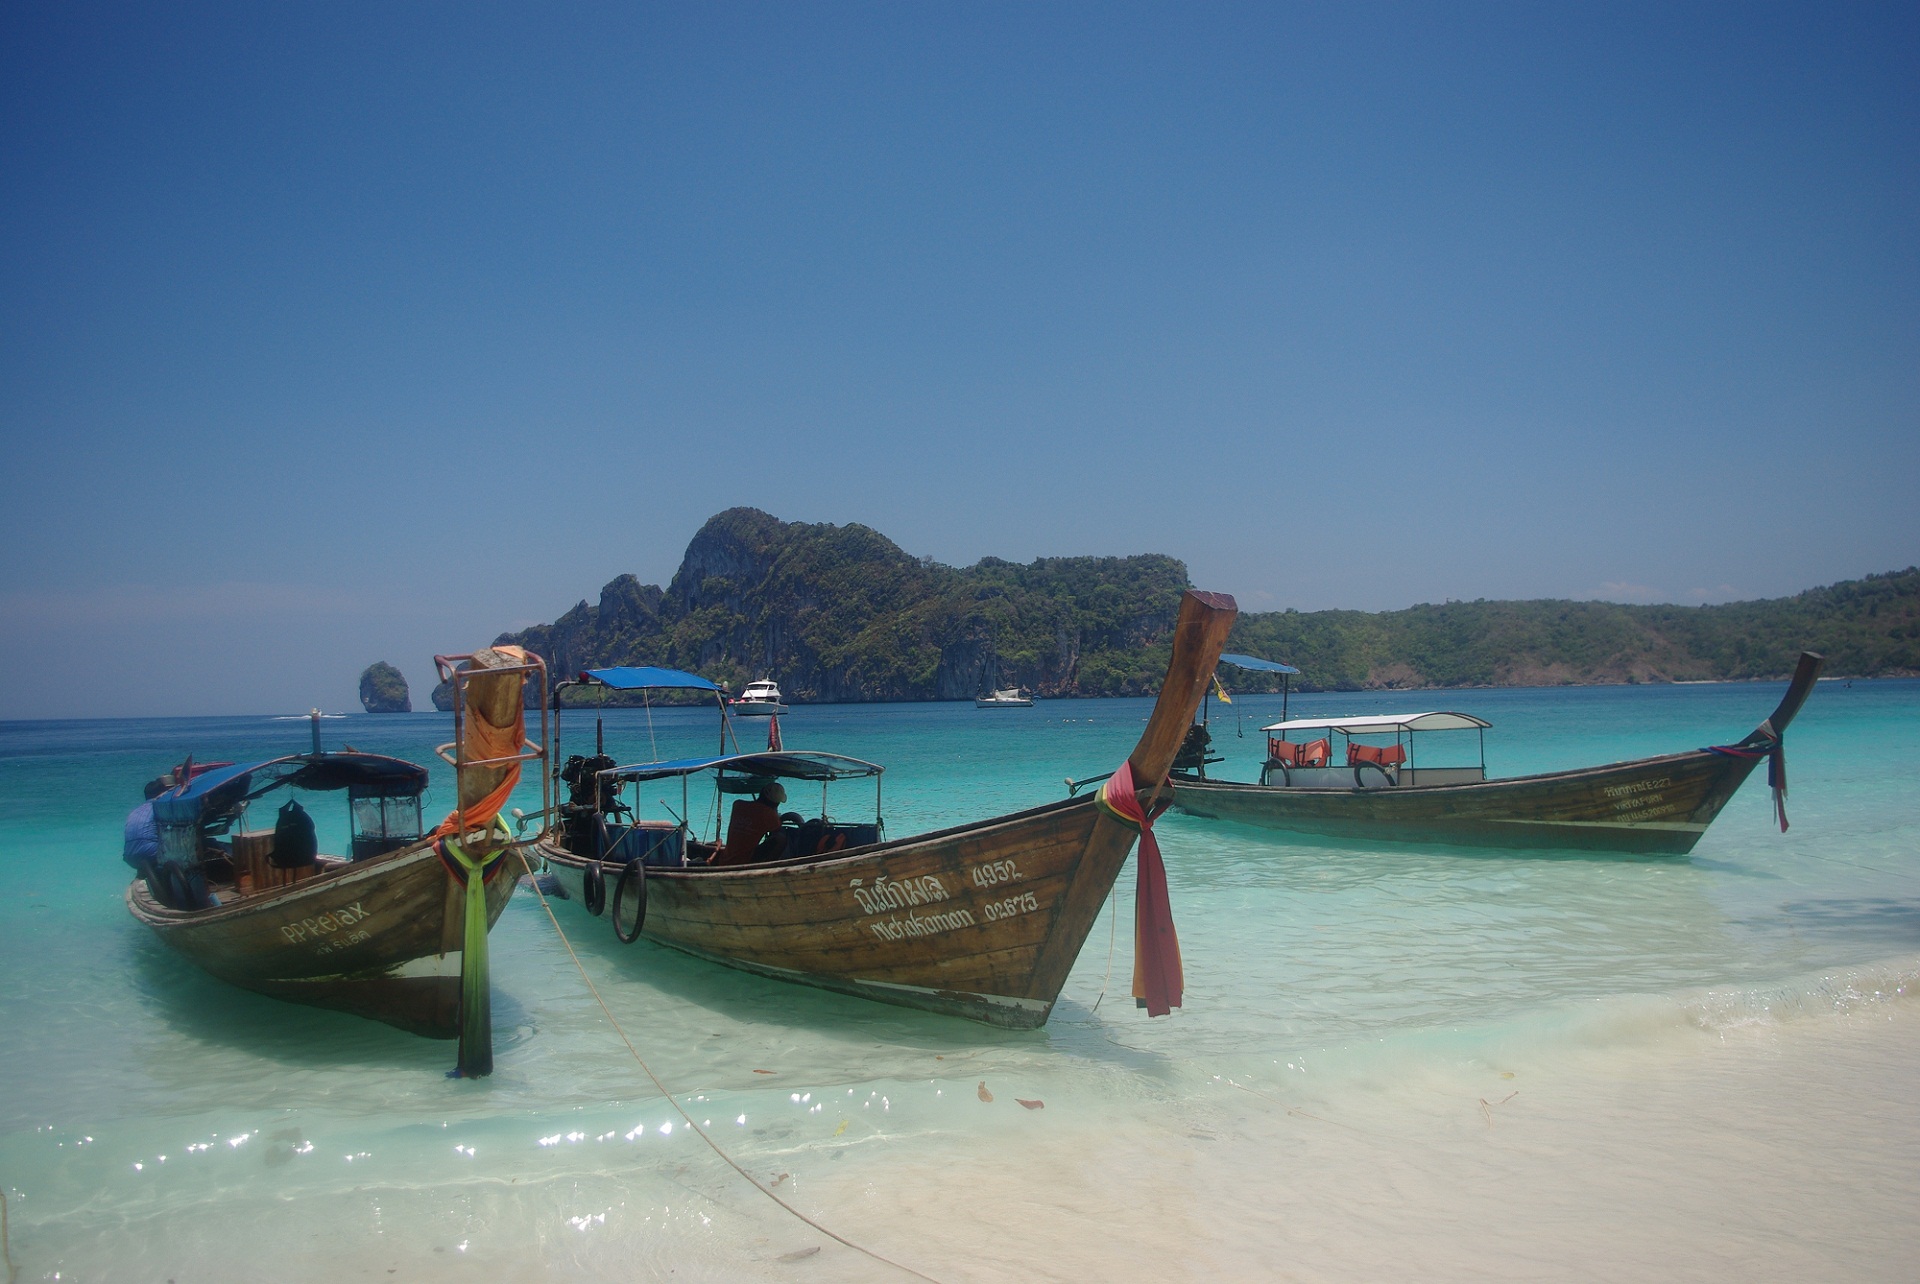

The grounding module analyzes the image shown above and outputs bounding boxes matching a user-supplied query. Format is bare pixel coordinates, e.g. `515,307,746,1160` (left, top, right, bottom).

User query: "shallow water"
2,679,1916,1280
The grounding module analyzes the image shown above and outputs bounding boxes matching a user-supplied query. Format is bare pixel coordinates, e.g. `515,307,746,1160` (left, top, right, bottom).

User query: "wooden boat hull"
535,589,1238,1027
1175,651,1823,856
537,796,1134,1027
127,841,516,1037
1172,748,1763,855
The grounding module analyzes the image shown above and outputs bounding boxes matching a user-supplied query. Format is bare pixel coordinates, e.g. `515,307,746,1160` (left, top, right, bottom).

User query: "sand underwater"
2,678,1916,1281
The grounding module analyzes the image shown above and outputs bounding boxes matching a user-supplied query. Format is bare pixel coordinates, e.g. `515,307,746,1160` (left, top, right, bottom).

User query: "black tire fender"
583,860,607,916
611,860,648,944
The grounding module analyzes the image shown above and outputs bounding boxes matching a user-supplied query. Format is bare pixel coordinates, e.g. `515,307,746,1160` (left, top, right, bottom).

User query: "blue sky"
2,2,1915,717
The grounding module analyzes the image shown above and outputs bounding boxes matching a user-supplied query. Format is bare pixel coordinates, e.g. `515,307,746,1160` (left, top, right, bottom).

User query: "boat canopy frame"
151,752,429,831
1216,653,1302,722
1260,711,1491,735
544,664,742,830
596,749,885,858
1259,710,1489,779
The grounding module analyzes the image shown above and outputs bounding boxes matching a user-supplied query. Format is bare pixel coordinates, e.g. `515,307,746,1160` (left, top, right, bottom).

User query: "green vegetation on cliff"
1224,568,1920,690
491,510,1918,699
358,661,412,712
501,508,1187,701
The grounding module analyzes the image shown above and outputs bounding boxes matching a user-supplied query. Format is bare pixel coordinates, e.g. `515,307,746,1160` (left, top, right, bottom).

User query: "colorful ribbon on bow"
1705,731,1790,832
440,814,511,1078
429,693,526,841
1097,762,1183,1017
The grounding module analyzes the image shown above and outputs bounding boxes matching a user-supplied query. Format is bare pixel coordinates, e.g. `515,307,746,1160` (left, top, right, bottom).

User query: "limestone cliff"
481,510,1920,700
358,662,412,713
497,508,1190,701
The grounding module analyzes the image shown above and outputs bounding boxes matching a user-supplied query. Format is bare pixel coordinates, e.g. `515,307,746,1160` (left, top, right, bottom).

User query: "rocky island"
463,509,1917,698
358,661,412,712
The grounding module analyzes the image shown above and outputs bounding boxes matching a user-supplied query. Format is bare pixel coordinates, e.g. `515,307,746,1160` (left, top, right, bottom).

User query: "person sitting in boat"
122,797,217,909
709,781,787,867
122,799,161,887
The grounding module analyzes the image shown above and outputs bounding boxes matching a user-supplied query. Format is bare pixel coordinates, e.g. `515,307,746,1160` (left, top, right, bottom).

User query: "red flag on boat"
767,716,783,752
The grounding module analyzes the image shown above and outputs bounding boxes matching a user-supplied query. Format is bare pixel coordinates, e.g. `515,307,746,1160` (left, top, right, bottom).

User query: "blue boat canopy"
603,751,883,785
580,666,722,693
150,753,428,826
1220,653,1301,675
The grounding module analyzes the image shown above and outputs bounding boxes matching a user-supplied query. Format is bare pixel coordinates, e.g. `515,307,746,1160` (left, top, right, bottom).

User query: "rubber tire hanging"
611,861,648,944
584,860,607,916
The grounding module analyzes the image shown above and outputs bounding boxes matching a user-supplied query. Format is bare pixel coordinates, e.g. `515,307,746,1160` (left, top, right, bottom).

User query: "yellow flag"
1212,674,1232,704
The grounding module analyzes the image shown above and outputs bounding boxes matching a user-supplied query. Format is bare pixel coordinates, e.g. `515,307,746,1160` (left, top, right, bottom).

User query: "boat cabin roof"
580,665,723,693
1260,711,1491,735
150,752,428,825
601,750,883,785
1220,653,1301,675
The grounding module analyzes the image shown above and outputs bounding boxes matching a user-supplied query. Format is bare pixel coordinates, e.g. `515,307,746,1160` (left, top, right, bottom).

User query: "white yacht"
729,679,788,717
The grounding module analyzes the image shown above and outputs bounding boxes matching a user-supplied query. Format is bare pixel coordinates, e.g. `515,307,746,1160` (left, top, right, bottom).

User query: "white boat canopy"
1260,711,1492,735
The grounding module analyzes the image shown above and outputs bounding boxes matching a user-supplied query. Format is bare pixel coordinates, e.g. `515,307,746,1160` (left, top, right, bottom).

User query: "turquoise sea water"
3,679,1917,1280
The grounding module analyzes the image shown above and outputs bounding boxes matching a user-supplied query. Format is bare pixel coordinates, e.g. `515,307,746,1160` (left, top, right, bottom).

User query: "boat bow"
1713,650,1824,831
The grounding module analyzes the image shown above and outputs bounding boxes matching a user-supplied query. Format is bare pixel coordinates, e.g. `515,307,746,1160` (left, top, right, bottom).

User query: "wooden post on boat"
436,645,540,1079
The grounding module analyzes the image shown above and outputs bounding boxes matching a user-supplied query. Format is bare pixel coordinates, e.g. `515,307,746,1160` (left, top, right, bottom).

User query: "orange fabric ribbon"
430,671,526,841
1097,762,1184,1017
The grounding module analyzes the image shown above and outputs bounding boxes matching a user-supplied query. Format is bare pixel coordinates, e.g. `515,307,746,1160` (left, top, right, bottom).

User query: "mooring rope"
1089,885,1119,1014
513,852,943,1283
2,1188,16,1284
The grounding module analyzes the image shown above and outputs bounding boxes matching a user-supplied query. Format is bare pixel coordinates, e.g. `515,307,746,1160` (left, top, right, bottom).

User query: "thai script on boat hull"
849,873,950,916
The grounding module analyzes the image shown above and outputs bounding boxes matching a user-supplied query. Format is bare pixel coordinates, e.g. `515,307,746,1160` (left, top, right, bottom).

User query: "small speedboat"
974,687,1034,708
729,679,788,717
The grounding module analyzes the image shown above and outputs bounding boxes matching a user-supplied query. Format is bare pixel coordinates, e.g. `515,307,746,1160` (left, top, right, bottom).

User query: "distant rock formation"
358,662,412,713
497,507,1190,701
470,508,1919,697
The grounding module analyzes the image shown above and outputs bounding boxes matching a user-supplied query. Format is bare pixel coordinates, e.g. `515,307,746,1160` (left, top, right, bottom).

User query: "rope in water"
513,853,943,1283
2,1188,16,1284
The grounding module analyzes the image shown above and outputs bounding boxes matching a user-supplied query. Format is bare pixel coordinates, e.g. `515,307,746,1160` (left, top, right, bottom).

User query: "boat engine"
558,753,625,855
1172,723,1221,777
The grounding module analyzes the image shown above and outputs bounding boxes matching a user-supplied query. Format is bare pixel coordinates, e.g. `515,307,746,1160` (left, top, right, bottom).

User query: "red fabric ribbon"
1098,762,1184,1017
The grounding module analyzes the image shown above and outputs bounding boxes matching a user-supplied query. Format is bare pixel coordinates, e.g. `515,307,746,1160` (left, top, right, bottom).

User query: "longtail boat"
530,589,1238,1028
125,646,549,1074
1167,651,1823,855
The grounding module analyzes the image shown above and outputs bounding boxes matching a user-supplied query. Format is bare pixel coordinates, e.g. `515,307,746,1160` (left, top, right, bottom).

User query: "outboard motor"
560,753,620,810
558,753,623,856
1172,722,1216,776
